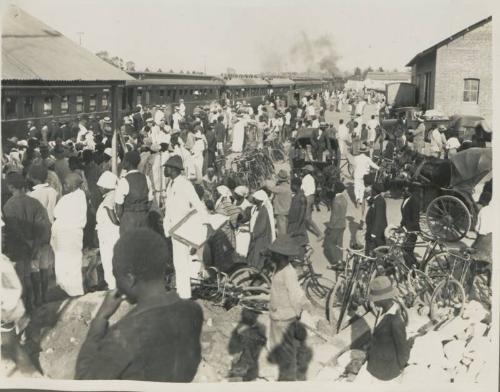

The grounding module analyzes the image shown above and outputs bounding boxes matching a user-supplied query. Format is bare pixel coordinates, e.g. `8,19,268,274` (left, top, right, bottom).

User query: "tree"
125,61,136,71
145,67,150,72
157,68,162,72
378,66,384,72
392,68,399,72
354,67,362,77
169,69,174,73
362,66,373,79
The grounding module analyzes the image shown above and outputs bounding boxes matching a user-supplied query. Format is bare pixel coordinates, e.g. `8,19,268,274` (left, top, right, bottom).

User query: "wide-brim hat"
268,235,301,257
303,164,314,172
368,276,396,302
103,117,112,124
359,145,368,153
277,169,289,181
163,155,184,171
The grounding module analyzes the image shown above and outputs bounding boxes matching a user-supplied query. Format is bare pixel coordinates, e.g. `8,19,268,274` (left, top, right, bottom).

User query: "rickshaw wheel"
426,195,471,242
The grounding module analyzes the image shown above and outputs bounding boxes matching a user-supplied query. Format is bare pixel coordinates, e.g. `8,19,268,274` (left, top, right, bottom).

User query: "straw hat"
368,276,396,302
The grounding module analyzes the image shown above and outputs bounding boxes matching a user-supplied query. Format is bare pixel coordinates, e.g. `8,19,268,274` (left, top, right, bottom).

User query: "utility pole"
203,55,207,74
77,32,84,46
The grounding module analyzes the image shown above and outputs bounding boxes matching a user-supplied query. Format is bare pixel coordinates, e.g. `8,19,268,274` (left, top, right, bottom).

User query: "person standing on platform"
300,165,323,241
353,145,380,207
115,151,153,236
95,171,120,290
365,183,387,255
51,173,87,297
247,190,275,270
231,113,246,153
323,182,347,268
264,170,292,237
163,155,208,299
3,172,52,311
203,125,217,175
412,118,426,154
400,184,420,267
214,115,227,156
26,164,57,304
267,235,306,381
192,131,206,184
287,177,308,259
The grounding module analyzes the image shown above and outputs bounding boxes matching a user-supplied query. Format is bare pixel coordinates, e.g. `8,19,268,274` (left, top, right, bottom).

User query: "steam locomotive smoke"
289,32,341,75
259,31,341,74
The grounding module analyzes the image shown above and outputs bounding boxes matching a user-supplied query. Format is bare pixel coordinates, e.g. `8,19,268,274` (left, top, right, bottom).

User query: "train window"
137,91,142,105
145,91,150,105
24,96,34,115
166,90,171,97
60,96,69,114
4,96,17,118
159,90,165,100
76,95,84,113
101,93,109,110
43,97,53,115
89,95,97,112
190,89,193,95
209,89,213,95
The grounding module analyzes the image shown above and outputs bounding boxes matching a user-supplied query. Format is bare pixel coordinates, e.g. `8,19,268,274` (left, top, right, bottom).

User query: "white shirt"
312,119,320,128
367,127,377,143
114,170,154,205
53,189,87,229
179,103,186,117
28,183,58,223
163,175,208,235
476,204,492,235
353,154,379,179
154,110,165,125
337,124,351,143
367,118,379,131
307,105,315,116
285,112,291,125
446,137,460,150
173,112,182,130
430,129,446,151
301,174,316,196
96,190,118,232
76,124,88,143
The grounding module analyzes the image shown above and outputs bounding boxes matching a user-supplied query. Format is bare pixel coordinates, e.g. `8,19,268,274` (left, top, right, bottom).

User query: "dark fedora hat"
163,155,184,171
267,235,301,257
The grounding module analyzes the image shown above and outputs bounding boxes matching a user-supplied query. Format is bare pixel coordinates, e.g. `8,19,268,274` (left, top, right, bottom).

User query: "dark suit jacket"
400,195,420,231
365,195,387,239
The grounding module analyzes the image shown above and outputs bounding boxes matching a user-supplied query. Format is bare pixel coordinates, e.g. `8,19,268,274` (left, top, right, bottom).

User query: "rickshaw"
397,147,492,242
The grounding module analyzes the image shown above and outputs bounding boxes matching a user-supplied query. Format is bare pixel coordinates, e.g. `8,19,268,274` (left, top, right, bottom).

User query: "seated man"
75,228,203,382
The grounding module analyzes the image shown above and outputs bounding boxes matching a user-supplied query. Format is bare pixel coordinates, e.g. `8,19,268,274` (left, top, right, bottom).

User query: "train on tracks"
1,71,335,140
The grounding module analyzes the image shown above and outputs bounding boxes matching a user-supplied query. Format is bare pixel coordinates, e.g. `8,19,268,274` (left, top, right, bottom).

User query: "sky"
5,0,494,75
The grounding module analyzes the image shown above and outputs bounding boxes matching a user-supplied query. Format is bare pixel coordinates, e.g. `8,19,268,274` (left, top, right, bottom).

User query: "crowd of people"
0,86,492,383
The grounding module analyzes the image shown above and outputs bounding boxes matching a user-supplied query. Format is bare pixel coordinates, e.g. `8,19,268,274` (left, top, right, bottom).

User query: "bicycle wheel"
229,266,271,289
406,269,434,307
239,286,270,313
423,252,458,284
303,275,335,310
326,277,349,332
429,278,465,322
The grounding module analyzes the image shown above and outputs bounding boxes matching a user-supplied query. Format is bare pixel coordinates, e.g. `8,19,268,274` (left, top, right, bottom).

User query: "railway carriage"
220,76,269,109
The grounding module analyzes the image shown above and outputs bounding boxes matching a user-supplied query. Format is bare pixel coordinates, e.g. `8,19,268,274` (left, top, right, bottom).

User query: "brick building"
406,16,492,123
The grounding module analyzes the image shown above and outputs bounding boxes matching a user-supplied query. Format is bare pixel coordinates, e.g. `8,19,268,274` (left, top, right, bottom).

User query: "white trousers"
52,227,84,297
172,238,192,299
354,177,365,204
97,227,120,290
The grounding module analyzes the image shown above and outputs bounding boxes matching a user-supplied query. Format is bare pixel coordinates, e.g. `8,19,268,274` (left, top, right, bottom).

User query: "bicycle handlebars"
336,245,377,260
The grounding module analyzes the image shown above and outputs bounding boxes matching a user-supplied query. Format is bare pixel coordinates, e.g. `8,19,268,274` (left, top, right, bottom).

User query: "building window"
89,94,97,111
60,96,69,114
24,96,34,115
76,95,84,113
463,79,479,103
101,93,109,110
4,96,17,118
43,97,53,115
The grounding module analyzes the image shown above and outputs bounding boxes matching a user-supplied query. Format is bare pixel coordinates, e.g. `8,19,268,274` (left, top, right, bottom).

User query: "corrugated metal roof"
268,78,295,87
2,5,133,82
406,16,492,67
126,78,222,87
365,72,411,81
224,78,269,87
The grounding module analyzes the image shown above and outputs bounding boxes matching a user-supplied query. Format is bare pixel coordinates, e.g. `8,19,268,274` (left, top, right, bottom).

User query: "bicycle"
429,248,491,322
190,266,270,313
338,156,353,179
373,230,435,309
326,247,381,333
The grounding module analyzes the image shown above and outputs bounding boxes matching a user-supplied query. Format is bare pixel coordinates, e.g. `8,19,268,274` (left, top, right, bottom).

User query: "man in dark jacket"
214,115,226,156
323,182,347,268
365,183,387,255
203,125,217,175
287,178,308,259
400,184,420,267
76,229,203,381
